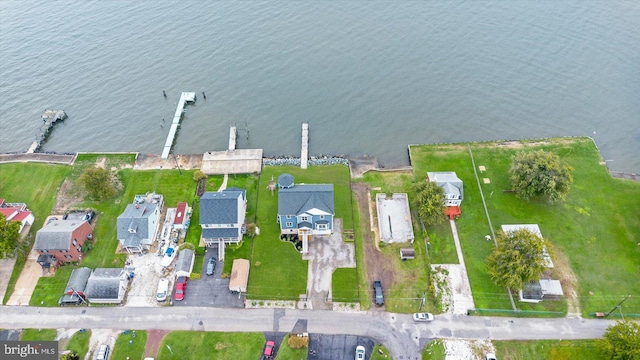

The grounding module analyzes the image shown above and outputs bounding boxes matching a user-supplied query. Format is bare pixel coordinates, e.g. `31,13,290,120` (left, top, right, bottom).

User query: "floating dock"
27,110,67,153
301,123,309,169
161,92,196,159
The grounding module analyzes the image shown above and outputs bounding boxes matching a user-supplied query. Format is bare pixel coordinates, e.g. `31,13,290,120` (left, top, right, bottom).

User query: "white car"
485,353,497,360
412,312,435,322
355,345,365,360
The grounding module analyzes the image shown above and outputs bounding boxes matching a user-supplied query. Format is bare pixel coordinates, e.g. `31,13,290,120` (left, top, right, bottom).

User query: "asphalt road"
0,306,614,360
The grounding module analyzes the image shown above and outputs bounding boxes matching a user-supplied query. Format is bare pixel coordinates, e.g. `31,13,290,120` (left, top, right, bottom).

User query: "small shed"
229,259,250,293
277,173,295,189
85,268,128,304
400,248,415,260
65,267,92,296
175,248,195,278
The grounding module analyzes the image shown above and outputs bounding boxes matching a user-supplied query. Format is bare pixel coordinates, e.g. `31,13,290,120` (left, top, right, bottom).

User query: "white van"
156,278,169,302
96,344,110,360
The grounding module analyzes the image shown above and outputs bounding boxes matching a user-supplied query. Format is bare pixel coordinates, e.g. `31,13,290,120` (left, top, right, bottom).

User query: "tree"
509,149,573,203
0,213,21,259
411,181,446,226
78,167,117,201
193,170,207,181
486,228,549,291
598,320,640,359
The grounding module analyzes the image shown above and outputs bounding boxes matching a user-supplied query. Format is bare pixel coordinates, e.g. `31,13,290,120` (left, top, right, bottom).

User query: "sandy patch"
553,247,581,317
443,339,495,360
125,253,168,307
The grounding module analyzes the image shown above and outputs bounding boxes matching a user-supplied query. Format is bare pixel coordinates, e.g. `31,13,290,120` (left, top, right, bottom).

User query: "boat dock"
27,110,67,153
301,122,309,169
161,92,196,159
229,126,237,151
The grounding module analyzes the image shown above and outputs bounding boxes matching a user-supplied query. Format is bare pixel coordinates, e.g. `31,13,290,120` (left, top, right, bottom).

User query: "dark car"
58,294,84,306
206,257,217,276
84,210,95,222
373,280,384,306
174,276,187,301
263,340,276,359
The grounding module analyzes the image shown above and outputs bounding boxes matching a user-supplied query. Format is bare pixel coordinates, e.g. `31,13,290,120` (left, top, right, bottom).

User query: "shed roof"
229,259,250,292
66,267,92,294
176,249,195,276
278,184,334,216
85,268,125,300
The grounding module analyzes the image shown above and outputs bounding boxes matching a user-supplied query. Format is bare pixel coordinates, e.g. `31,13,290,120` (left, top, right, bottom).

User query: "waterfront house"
117,193,163,254
200,189,247,260
0,198,35,233
426,172,464,206
34,219,93,270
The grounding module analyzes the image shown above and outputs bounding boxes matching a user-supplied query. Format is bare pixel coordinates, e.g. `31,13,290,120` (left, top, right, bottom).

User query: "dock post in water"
161,92,196,159
301,122,309,169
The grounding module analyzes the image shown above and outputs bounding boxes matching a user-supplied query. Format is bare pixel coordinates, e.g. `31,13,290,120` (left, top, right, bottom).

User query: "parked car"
206,257,217,276
84,210,96,222
174,276,187,301
58,294,84,306
373,280,384,306
263,340,276,358
95,344,110,360
485,353,497,360
412,312,435,322
355,345,365,360
156,278,169,302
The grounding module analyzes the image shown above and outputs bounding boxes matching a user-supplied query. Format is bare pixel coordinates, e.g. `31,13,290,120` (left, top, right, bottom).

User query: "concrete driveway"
6,249,43,305
303,219,356,309
172,250,244,308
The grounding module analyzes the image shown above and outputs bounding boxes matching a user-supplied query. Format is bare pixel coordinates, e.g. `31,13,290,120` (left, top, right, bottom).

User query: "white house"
116,193,163,254
427,172,463,206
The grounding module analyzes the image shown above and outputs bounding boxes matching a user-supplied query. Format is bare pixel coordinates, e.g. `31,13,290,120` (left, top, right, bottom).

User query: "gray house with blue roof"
277,179,334,237
200,188,247,248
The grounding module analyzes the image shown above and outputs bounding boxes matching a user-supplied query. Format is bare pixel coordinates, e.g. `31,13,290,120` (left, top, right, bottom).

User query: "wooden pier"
27,110,67,153
229,126,237,151
161,92,196,159
301,122,309,169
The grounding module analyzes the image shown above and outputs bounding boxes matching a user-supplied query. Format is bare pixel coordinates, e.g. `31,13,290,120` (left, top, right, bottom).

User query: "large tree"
411,181,446,226
598,320,640,359
486,228,550,291
78,167,117,201
0,213,21,259
509,149,573,203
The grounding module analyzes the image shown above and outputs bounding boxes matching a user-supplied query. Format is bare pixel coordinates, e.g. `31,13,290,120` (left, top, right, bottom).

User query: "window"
61,249,68,253
77,246,82,252
41,250,48,253
319,215,325,220
300,216,309,222
317,224,328,230
286,215,292,219
72,239,77,246
285,222,293,227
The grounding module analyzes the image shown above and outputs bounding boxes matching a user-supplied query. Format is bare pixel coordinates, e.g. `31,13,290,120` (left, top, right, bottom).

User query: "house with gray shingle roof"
85,268,129,304
277,181,334,236
117,193,163,254
34,219,93,270
175,248,195,278
427,172,463,206
200,189,247,248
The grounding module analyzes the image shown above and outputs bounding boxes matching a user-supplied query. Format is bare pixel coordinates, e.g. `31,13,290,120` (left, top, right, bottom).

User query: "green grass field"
111,330,147,360
29,266,75,306
493,339,600,360
64,329,91,359
275,335,309,360
157,331,265,359
410,138,640,316
20,328,57,341
0,163,72,304
332,267,358,302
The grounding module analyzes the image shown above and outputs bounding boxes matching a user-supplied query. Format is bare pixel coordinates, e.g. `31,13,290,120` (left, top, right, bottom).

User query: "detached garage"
175,249,195,278
229,259,250,294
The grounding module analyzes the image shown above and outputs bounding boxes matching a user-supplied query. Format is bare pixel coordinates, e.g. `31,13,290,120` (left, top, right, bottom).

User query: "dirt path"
352,183,394,308
145,329,168,358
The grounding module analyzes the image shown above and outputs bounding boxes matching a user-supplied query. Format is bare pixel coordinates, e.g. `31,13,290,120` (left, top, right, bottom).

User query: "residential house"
85,268,129,304
501,224,554,268
0,199,35,233
277,178,334,237
426,172,464,207
34,219,93,270
117,193,163,254
199,188,246,247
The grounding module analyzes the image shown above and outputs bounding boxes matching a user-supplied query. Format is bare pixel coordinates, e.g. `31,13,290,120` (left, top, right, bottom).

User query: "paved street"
0,306,614,360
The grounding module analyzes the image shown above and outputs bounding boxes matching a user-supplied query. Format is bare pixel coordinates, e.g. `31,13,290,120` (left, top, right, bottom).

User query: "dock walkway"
301,123,309,169
161,92,196,159
27,110,67,153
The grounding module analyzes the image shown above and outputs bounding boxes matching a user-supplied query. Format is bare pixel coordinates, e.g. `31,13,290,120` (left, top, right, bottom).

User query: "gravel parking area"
126,253,169,307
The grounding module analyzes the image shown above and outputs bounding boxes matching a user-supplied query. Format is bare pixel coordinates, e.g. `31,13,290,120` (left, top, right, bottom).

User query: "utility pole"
605,295,631,318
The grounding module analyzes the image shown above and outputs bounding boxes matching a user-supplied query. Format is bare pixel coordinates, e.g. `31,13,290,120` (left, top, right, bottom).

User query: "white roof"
540,279,564,296
501,224,553,268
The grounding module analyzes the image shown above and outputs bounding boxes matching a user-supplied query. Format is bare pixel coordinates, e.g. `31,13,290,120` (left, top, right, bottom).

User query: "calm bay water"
1,1,639,171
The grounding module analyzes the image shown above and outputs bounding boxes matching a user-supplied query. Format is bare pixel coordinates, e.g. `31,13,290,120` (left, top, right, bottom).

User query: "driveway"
172,249,244,308
6,249,43,306
309,334,375,360
303,219,356,310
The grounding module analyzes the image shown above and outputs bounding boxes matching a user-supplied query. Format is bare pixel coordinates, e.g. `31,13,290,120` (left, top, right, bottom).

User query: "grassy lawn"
493,339,600,360
20,328,57,341
352,191,371,309
355,170,438,313
275,335,308,360
371,344,392,360
0,163,72,304
422,339,445,360
332,268,358,302
410,138,640,316
221,238,253,277
249,165,351,300
111,330,147,360
29,266,75,306
65,329,91,359
157,331,264,359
